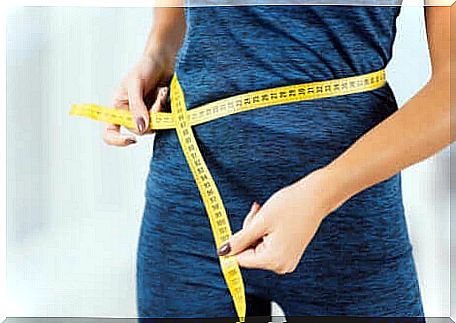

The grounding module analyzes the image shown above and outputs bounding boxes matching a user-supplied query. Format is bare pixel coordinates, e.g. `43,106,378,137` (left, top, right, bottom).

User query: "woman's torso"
148,4,413,263
175,4,401,107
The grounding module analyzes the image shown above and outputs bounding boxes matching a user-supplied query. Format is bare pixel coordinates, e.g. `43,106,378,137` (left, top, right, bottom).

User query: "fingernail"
217,242,231,256
136,117,145,133
125,138,136,145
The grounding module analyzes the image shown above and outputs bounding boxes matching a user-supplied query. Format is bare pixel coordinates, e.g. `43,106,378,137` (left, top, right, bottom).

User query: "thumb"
217,207,267,257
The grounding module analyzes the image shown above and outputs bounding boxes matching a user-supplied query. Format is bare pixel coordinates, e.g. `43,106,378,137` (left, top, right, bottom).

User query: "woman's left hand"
216,168,347,275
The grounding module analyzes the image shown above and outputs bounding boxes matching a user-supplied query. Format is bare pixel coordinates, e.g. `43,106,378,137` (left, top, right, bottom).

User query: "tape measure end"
69,104,79,116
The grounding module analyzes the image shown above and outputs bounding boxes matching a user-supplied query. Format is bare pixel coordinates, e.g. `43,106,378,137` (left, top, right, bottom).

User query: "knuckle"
112,99,124,109
112,90,128,106
271,256,297,275
274,266,288,275
287,263,298,274
274,265,292,275
284,262,298,275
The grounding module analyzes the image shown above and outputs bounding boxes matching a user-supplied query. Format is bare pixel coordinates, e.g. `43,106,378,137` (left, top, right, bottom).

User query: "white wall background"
6,4,452,319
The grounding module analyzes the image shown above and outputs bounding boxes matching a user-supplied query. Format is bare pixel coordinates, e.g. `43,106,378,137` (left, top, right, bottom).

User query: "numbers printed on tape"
69,68,386,323
170,76,247,322
70,69,385,132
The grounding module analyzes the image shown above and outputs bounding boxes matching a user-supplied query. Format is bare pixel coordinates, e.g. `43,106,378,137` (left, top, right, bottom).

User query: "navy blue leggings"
136,227,424,319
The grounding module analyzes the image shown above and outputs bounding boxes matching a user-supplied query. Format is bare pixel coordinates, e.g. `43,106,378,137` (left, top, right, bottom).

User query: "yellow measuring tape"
70,68,386,323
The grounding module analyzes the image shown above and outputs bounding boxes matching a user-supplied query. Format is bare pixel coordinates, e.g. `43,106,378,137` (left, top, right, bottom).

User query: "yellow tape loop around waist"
71,69,386,132
69,68,386,323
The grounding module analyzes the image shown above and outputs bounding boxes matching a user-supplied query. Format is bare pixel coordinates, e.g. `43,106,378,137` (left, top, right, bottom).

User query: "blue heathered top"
175,4,402,108
159,4,412,261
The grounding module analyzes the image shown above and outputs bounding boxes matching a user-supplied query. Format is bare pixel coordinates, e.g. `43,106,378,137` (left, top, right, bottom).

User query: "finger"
217,208,268,257
150,87,168,113
235,241,270,270
112,91,128,105
103,123,137,147
136,87,168,135
242,201,261,229
111,98,144,136
127,79,150,134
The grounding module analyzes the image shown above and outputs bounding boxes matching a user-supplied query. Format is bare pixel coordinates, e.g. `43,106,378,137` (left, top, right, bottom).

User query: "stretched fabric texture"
136,4,425,319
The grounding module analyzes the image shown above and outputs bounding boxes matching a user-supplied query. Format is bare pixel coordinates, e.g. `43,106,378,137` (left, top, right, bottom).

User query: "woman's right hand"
103,53,175,147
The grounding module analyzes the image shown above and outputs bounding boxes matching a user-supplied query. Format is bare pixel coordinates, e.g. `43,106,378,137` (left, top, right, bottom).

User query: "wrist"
144,43,175,60
143,41,177,71
296,166,354,220
138,48,176,86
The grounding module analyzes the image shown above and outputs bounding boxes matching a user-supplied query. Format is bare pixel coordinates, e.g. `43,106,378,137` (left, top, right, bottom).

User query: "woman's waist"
162,85,398,156
154,86,399,176
172,63,394,111
151,123,404,205
147,143,411,261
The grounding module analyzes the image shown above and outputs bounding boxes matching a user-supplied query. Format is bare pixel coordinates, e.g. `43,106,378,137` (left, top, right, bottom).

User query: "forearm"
320,72,452,209
310,5,454,212
144,6,186,63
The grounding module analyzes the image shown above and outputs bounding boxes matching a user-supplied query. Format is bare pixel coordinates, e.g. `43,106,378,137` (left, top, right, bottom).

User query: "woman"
103,1,453,319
